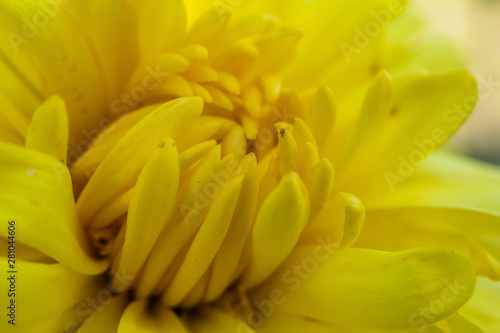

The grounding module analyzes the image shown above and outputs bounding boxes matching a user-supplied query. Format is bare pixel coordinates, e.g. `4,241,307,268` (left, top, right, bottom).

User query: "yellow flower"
0,0,499,332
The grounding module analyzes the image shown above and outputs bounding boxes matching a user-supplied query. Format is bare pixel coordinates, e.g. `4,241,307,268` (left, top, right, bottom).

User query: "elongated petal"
135,0,187,62
0,260,101,332
355,208,500,280
117,300,189,333
384,6,466,75
434,313,485,333
241,172,310,289
334,70,393,172
77,293,128,333
304,158,335,219
0,1,108,147
365,152,500,217
306,86,337,145
77,97,203,225
70,105,158,192
249,246,476,330
187,307,256,333
254,312,347,333
117,140,180,285
335,71,477,195
0,93,31,139
0,142,105,274
180,269,211,308
278,129,299,174
64,0,140,101
460,278,500,332
0,10,46,116
135,147,226,298
162,174,244,306
25,96,69,164
205,154,259,302
300,192,365,247
253,312,483,333
0,111,24,145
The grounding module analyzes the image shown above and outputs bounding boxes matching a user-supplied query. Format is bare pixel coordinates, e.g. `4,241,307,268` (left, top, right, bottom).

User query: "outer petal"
362,152,500,263
434,313,485,333
364,152,500,217
133,0,187,62
0,142,106,274
383,2,466,76
0,111,23,145
184,0,406,101
0,0,108,147
63,0,140,103
187,307,256,333
0,260,101,332
0,8,46,118
354,209,500,280
252,312,484,333
249,246,476,330
334,70,477,195
77,293,129,333
460,278,500,332
117,300,189,333
253,312,348,333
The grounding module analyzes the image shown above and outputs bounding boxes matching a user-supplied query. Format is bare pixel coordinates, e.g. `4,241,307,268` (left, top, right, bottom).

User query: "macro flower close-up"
1,0,500,332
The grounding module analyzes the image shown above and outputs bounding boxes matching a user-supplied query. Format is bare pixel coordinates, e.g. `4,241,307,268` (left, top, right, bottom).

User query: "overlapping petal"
249,246,476,330
0,260,102,332
0,142,106,274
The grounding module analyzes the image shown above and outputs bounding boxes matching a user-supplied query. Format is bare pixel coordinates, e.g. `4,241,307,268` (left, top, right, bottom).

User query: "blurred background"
419,0,500,165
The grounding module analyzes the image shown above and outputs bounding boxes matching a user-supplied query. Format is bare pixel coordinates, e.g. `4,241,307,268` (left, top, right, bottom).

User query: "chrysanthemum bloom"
1,0,500,332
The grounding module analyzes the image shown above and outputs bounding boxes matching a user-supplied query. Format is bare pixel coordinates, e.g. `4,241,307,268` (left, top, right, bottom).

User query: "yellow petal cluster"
0,0,499,332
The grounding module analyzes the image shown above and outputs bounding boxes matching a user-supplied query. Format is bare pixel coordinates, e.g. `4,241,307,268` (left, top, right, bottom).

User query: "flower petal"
460,278,500,332
249,246,476,330
0,142,106,274
384,5,467,76
25,96,69,164
117,300,189,333
355,208,500,281
0,111,23,145
77,293,128,333
187,307,256,333
0,92,31,140
252,312,484,333
434,313,485,333
0,0,109,146
77,97,203,225
0,260,101,332
135,147,229,298
334,70,477,195
205,154,259,302
0,9,46,114
300,192,365,248
254,312,347,333
162,174,244,306
134,0,187,62
116,140,180,286
70,104,158,192
306,86,337,149
365,152,500,217
241,172,310,289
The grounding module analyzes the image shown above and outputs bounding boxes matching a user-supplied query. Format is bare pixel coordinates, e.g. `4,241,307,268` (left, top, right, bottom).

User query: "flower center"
70,12,337,311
